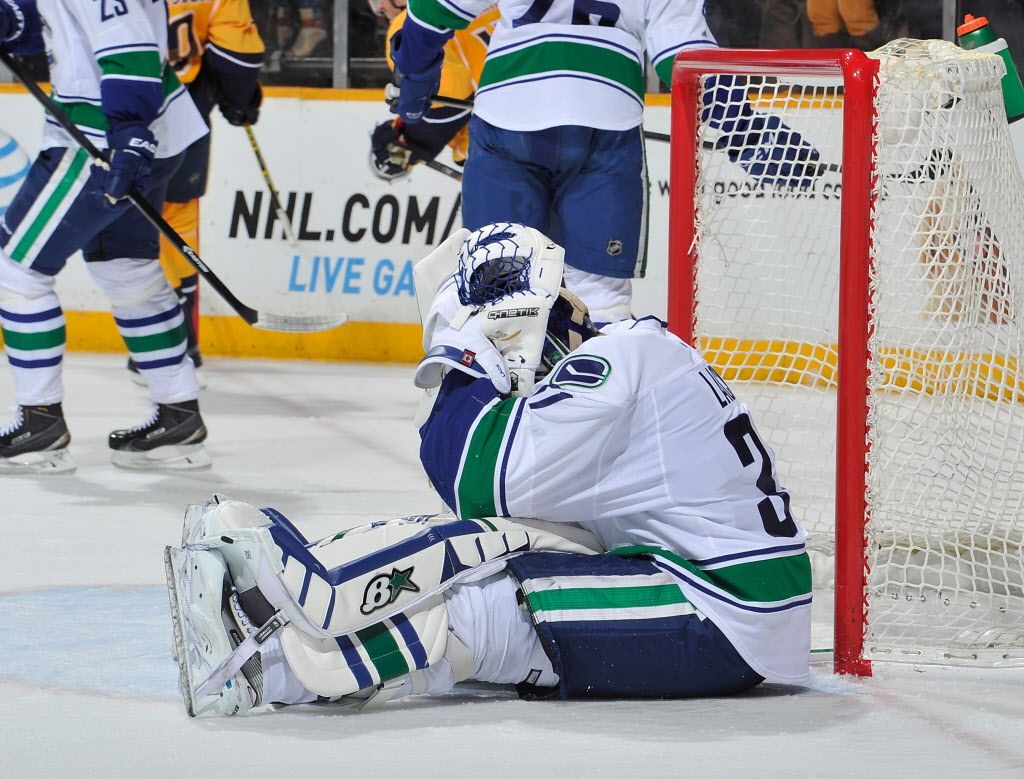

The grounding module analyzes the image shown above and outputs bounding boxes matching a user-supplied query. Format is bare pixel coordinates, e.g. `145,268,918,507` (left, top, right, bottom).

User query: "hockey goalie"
165,224,812,716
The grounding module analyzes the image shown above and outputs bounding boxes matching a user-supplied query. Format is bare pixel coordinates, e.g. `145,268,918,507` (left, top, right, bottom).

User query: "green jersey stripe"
10,149,89,263
408,0,472,31
456,397,519,519
98,50,162,80
613,545,813,604
0,325,66,351
354,622,411,683
52,72,182,134
526,583,688,614
122,323,187,355
654,56,674,87
480,42,645,101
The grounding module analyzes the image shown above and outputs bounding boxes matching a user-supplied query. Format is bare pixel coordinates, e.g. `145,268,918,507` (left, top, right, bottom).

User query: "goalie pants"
462,117,646,321
506,552,764,699
0,147,198,405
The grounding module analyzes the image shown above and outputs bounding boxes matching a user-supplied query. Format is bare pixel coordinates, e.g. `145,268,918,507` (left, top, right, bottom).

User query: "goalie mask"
539,288,601,377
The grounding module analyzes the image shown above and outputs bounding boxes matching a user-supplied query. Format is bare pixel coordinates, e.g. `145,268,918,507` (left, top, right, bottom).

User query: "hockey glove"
103,122,156,206
414,277,513,395
220,83,263,127
370,119,413,180
391,51,443,123
703,75,822,189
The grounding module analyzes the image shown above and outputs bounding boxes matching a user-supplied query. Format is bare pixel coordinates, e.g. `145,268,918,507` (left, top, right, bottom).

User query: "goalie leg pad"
506,552,764,699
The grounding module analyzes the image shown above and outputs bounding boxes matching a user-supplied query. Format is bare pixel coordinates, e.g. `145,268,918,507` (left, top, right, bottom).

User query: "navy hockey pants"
506,552,764,699
0,147,182,275
461,117,648,279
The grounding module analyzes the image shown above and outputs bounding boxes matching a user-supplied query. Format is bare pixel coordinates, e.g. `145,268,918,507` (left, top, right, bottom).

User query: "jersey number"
99,0,128,21
724,413,798,538
168,13,199,67
513,0,621,28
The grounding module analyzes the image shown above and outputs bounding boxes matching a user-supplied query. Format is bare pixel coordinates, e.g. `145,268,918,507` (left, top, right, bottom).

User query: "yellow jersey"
167,0,265,85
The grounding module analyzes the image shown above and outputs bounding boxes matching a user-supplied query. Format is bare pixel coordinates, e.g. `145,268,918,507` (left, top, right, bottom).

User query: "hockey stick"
243,123,298,246
0,50,345,333
424,158,463,182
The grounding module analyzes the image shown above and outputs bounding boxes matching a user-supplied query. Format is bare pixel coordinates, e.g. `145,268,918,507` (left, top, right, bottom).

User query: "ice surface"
1,355,1022,777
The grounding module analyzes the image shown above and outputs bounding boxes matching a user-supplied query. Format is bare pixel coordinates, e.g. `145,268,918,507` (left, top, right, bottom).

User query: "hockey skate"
165,546,264,716
109,400,211,471
0,404,76,474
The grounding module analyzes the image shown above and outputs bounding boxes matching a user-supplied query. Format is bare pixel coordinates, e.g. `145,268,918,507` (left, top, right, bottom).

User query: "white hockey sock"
87,258,198,404
445,574,558,688
0,257,65,405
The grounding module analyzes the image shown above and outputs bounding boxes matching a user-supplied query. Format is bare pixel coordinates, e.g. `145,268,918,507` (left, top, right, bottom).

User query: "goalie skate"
164,546,263,717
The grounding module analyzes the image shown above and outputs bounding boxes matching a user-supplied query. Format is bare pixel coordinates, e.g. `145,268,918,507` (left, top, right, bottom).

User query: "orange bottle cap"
957,14,990,36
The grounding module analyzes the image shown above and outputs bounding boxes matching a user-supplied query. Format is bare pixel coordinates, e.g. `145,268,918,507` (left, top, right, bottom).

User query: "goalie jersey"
419,318,812,684
400,0,717,131
2,0,207,157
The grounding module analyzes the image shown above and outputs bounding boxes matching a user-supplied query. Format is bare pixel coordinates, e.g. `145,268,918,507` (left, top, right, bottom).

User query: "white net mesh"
686,40,1024,665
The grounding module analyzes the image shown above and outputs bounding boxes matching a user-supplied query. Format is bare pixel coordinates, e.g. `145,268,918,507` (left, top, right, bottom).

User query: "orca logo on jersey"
360,566,421,615
549,355,611,389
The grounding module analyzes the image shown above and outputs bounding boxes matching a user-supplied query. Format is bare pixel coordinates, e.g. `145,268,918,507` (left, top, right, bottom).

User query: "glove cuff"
107,122,157,159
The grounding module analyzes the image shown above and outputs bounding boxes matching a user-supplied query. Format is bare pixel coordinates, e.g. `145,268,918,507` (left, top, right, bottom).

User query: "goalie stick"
0,50,346,333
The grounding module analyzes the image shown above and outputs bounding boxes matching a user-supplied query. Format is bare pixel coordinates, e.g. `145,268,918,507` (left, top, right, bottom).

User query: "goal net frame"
668,45,1022,677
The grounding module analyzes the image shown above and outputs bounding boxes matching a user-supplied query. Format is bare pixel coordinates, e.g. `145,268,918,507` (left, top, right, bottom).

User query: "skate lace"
229,592,256,636
123,406,161,434
0,407,25,437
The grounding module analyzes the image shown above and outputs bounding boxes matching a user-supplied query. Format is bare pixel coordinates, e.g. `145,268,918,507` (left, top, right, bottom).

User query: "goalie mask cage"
669,41,1024,676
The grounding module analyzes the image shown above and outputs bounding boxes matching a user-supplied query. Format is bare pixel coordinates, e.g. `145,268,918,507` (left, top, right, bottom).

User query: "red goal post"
668,44,1024,677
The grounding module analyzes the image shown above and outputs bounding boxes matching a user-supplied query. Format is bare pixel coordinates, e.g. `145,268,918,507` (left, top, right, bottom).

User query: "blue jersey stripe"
657,561,812,614
692,543,806,568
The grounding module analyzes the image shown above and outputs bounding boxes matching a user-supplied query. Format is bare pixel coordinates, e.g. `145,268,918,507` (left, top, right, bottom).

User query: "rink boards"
0,86,675,362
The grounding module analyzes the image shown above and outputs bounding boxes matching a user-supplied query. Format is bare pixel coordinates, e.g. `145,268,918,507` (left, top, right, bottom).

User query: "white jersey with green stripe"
429,318,811,683
37,0,206,158
406,0,716,131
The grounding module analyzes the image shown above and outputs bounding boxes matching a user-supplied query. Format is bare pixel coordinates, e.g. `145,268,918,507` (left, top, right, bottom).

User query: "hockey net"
670,40,1024,674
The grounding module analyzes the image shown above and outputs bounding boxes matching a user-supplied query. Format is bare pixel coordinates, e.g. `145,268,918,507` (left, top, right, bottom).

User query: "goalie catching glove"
414,223,568,397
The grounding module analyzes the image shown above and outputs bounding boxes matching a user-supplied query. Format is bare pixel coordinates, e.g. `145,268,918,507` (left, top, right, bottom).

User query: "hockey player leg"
85,153,208,470
0,258,74,473
87,256,209,470
554,126,644,324
160,199,203,368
